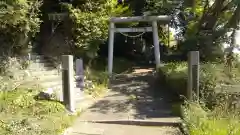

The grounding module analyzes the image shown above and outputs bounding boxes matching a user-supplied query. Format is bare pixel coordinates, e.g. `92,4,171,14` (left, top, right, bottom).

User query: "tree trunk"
199,0,225,31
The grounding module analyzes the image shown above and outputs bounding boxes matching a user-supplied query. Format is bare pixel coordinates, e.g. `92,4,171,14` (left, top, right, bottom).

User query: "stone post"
187,51,200,101
62,55,75,112
76,59,84,89
152,21,161,68
108,22,115,77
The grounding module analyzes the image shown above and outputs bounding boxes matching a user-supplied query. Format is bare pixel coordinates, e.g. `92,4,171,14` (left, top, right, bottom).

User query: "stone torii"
108,16,172,76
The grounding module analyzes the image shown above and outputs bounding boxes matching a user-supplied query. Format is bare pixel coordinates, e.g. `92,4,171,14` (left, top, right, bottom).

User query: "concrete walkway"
67,69,182,135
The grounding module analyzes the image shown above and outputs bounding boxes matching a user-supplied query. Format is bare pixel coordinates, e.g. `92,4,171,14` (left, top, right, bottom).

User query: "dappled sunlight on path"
67,67,182,135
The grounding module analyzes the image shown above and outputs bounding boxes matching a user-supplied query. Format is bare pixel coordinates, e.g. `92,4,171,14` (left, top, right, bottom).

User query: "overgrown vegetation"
0,88,75,135
158,62,240,134
158,63,240,97
182,101,240,135
0,57,76,135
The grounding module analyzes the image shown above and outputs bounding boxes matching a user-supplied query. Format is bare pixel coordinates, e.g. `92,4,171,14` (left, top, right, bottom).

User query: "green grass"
182,102,240,135
83,57,135,97
0,56,122,135
83,67,109,97
160,62,240,135
0,88,76,135
0,66,112,135
91,57,135,74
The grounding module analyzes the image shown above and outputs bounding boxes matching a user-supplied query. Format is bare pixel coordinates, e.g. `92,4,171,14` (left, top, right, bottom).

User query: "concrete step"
29,70,60,76
21,77,62,88
39,81,78,88
23,74,61,84
68,121,182,135
17,69,60,75
27,66,60,72
28,64,59,70
38,80,62,88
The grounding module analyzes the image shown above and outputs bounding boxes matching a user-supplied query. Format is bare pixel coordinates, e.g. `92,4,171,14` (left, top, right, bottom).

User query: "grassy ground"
162,62,240,135
84,67,109,97
0,67,109,135
0,88,76,135
0,57,136,135
182,102,240,135
91,57,135,74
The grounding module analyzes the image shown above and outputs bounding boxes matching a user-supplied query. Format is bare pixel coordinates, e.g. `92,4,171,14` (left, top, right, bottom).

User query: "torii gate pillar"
108,16,171,76
152,21,161,67
108,22,115,76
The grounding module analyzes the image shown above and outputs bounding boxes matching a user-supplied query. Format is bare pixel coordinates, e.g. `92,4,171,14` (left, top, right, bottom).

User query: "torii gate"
108,16,171,76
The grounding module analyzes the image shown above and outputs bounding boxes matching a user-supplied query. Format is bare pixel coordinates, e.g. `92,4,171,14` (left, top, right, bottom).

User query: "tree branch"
221,0,235,12
213,4,240,39
198,0,225,31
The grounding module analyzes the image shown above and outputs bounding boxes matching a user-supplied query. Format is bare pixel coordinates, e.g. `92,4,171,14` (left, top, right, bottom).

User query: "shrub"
0,0,42,56
0,88,74,135
157,62,188,97
157,62,240,105
182,101,240,135
84,66,109,97
0,57,76,135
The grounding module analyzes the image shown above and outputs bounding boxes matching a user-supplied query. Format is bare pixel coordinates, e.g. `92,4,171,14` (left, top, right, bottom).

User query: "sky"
235,30,240,53
225,30,240,53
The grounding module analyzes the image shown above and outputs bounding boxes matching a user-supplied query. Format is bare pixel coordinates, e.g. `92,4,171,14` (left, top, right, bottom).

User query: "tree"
145,0,240,61
0,0,42,57
62,0,130,62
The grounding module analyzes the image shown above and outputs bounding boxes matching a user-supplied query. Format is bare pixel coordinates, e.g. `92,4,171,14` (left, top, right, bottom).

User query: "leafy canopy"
62,0,130,59
0,0,42,56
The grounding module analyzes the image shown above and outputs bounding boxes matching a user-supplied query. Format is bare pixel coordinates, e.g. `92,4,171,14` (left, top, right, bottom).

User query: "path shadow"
88,67,177,120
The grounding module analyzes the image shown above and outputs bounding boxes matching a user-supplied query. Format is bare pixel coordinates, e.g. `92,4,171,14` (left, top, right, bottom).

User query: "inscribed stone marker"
187,51,200,101
62,55,75,113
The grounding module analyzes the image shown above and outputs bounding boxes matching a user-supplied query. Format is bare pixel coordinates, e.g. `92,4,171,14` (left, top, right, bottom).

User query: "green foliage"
83,57,134,97
85,67,109,87
83,66,109,97
62,0,129,60
182,101,240,135
0,0,42,56
0,57,77,135
145,0,180,15
158,62,240,102
91,57,134,74
158,62,188,97
0,88,75,135
146,0,240,61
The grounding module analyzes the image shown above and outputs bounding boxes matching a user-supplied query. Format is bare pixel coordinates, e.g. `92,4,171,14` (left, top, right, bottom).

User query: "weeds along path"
67,67,182,135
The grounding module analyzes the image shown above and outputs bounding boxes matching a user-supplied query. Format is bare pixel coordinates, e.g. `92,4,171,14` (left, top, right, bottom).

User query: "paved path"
67,69,182,135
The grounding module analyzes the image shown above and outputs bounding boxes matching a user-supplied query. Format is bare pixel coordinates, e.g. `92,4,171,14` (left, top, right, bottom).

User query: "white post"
62,55,75,113
108,22,115,76
152,21,161,68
